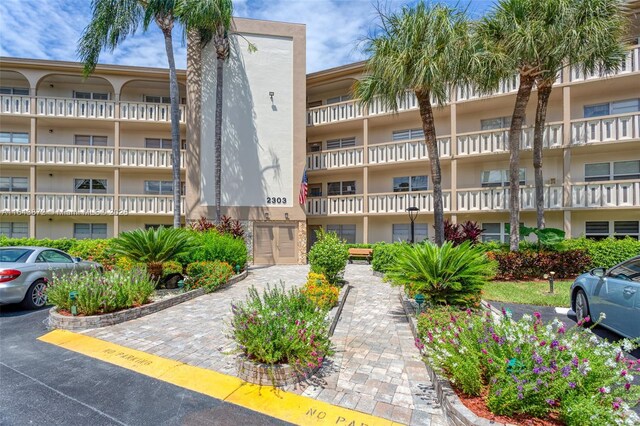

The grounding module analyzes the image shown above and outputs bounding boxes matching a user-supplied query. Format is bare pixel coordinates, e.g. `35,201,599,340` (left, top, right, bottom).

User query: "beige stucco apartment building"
1,17,639,264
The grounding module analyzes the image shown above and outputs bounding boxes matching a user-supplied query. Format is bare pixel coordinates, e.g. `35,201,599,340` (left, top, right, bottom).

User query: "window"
481,116,512,130
327,181,355,196
74,135,108,146
326,95,351,104
74,179,107,194
0,87,29,95
392,223,428,242
481,223,523,243
614,221,639,239
392,128,424,141
0,132,29,144
36,250,74,264
73,223,108,240
145,138,186,150
309,143,322,152
144,95,171,104
308,184,322,197
585,221,610,240
584,99,640,118
74,91,109,100
393,176,428,192
481,169,526,187
0,222,28,238
326,224,356,244
0,177,28,192
144,180,185,195
585,160,640,181
326,137,356,150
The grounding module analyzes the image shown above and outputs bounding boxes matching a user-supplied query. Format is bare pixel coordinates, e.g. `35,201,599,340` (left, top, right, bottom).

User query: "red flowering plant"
230,283,333,371
417,307,640,424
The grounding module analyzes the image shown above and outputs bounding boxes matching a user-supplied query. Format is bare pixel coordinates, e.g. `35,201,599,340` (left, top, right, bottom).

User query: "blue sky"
0,0,494,73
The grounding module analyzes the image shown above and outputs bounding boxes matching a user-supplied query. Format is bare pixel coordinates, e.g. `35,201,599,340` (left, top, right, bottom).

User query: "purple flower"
551,340,559,348
561,365,572,378
546,399,557,406
533,367,542,374
517,392,524,400
569,382,577,389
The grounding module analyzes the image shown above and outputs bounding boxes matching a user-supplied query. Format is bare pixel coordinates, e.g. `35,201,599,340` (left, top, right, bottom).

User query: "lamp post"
406,206,419,244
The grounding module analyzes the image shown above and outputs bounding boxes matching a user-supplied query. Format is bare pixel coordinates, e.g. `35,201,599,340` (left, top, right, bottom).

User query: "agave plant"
111,227,194,281
387,241,496,307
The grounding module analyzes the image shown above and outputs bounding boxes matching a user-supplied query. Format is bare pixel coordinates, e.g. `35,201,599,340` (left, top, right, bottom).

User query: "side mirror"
590,267,606,278
73,257,82,263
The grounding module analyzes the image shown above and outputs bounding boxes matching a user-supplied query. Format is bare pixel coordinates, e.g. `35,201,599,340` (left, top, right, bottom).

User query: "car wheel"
21,279,48,310
574,289,591,325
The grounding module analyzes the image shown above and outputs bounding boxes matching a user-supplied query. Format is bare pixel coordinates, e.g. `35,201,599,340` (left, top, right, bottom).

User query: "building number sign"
266,197,287,204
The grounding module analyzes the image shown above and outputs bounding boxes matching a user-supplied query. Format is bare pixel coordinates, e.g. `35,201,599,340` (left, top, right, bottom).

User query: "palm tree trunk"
533,81,552,230
214,54,224,223
508,73,536,252
415,90,444,246
160,25,182,229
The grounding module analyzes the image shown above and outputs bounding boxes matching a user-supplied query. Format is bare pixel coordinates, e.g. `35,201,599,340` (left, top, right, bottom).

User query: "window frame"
325,137,356,150
74,91,109,100
0,87,29,95
73,178,108,194
392,223,428,243
393,175,428,192
74,135,108,146
144,180,185,196
481,169,526,187
0,176,28,192
584,160,640,182
480,116,513,131
584,98,640,118
327,181,356,196
0,131,29,144
392,128,425,141
0,222,28,238
73,223,108,240
325,224,356,244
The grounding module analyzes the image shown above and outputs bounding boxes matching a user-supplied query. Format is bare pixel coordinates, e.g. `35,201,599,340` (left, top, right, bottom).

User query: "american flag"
298,168,308,205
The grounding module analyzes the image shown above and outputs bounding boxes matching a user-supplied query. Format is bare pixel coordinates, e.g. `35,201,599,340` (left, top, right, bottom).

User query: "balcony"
119,195,185,215
570,112,639,146
456,185,563,212
570,180,640,208
306,147,364,170
36,145,115,166
457,123,563,156
33,194,114,214
0,193,30,213
306,99,363,126
368,191,451,214
569,45,640,82
306,195,364,216
0,95,186,123
368,137,451,165
119,148,186,168
0,144,30,163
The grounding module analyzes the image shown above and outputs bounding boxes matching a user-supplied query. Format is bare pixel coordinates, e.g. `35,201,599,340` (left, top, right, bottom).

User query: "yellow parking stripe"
39,330,402,426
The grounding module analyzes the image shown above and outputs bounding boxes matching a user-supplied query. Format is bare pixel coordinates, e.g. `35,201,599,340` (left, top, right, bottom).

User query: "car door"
35,250,76,279
599,258,640,336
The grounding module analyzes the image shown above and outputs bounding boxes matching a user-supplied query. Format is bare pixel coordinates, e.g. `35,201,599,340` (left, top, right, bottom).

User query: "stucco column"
29,166,36,238
562,84,572,236
362,117,369,244
449,103,457,218
113,168,120,236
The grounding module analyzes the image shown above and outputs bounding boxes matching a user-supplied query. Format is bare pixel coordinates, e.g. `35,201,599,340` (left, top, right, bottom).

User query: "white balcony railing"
119,101,186,123
35,194,115,214
119,195,184,215
571,181,640,208
306,99,364,126
119,148,185,168
36,145,115,166
36,97,115,119
570,113,640,146
367,92,420,116
570,45,640,82
306,147,364,170
456,185,563,212
457,123,563,156
0,193,30,213
0,144,31,163
305,195,364,215
368,138,451,165
1,95,31,115
368,191,451,214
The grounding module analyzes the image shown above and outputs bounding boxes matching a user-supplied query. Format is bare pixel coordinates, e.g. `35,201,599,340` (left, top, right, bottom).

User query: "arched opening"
36,74,115,99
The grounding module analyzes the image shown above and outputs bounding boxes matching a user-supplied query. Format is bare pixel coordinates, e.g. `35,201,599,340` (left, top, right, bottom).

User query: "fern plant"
111,227,194,281
387,241,496,307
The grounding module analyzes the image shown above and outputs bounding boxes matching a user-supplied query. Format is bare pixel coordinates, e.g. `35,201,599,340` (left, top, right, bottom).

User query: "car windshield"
0,248,34,263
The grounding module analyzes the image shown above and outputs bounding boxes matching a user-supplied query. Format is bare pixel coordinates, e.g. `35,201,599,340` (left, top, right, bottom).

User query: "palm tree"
530,0,627,229
111,226,194,281
78,0,183,229
354,2,474,246
177,0,234,223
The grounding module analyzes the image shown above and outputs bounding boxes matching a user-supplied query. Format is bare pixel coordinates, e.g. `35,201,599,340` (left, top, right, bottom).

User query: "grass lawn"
482,280,573,307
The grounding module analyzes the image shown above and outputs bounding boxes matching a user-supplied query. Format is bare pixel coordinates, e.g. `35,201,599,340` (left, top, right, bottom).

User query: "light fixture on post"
406,206,419,244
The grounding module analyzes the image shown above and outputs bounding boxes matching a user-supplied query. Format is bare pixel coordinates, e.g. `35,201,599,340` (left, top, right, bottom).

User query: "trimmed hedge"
560,237,640,269
371,242,405,273
177,230,248,270
0,236,77,252
487,249,592,280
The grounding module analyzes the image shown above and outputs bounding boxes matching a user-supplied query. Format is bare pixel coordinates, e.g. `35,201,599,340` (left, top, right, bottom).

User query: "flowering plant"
417,307,640,424
230,283,332,368
300,273,339,310
184,261,233,292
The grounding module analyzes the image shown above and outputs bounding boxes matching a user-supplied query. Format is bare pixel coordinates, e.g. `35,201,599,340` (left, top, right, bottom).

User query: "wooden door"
253,223,298,264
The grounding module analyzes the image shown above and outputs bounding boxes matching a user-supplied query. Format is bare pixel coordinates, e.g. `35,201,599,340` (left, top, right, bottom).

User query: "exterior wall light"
269,91,274,101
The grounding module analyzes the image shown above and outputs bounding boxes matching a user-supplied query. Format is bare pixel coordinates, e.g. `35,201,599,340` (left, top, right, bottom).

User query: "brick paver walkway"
84,264,444,425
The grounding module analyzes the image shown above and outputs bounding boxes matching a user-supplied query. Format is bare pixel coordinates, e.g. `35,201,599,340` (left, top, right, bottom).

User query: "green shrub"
308,229,349,284
0,236,76,252
561,237,640,269
162,260,183,277
345,243,374,249
46,268,155,315
300,272,339,311
184,261,234,292
387,241,495,306
230,283,333,367
67,239,117,270
179,230,247,270
371,242,404,272
417,307,640,424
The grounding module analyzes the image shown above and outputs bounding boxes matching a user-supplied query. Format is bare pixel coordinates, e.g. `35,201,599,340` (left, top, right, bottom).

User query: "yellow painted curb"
39,330,404,426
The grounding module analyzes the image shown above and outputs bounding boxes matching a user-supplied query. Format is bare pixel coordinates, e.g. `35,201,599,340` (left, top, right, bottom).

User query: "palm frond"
111,226,195,264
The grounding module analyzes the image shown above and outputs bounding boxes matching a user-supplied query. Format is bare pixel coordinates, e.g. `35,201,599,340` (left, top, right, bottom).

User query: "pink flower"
533,312,541,319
